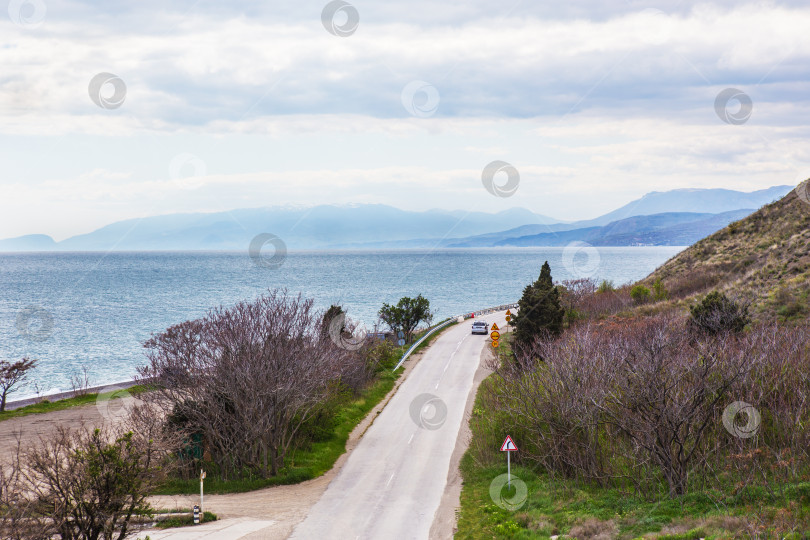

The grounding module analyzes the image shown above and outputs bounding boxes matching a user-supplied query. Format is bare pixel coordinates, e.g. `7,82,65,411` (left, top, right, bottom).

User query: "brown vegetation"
0,410,173,540
480,314,810,500
138,290,375,480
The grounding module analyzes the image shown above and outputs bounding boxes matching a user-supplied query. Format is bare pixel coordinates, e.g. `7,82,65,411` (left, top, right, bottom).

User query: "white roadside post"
500,435,518,489
200,469,206,521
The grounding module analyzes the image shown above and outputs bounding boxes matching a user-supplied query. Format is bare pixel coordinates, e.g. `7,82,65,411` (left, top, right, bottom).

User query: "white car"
471,321,489,335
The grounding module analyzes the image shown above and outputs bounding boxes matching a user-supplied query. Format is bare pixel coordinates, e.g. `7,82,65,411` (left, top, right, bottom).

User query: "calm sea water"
0,248,682,398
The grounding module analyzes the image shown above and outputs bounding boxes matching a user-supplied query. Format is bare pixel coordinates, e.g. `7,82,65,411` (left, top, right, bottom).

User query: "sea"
0,247,683,399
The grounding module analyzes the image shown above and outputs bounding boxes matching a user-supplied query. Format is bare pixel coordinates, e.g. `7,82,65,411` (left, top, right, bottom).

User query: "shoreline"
4,378,142,412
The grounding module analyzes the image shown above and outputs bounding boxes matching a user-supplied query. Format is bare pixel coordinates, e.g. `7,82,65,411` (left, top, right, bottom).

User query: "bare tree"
486,315,780,498
69,366,92,397
0,422,170,540
0,358,37,412
596,317,752,496
139,290,369,479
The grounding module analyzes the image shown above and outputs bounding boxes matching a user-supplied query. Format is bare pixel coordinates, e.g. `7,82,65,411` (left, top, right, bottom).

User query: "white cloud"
1,2,810,238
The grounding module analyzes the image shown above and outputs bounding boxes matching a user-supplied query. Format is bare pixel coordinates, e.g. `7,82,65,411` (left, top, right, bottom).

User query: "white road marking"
386,473,395,487
408,433,414,444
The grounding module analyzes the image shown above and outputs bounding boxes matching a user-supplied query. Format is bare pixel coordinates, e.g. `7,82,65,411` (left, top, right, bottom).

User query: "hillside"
644,184,810,320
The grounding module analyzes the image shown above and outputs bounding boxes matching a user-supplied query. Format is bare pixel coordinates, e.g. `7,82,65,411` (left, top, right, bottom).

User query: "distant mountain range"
0,186,794,251
450,210,755,248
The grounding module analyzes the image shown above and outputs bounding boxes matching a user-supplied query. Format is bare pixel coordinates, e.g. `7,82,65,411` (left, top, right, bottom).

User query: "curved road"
290,311,507,539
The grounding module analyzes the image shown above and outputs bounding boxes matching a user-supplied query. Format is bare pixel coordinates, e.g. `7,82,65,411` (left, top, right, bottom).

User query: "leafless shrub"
560,280,634,323
1,422,171,540
488,316,810,499
597,317,752,496
560,278,597,311
0,437,52,540
489,326,617,485
69,366,91,397
138,290,371,480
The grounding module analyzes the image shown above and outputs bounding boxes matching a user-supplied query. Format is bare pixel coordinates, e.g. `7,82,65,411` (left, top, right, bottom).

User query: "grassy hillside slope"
644,183,810,321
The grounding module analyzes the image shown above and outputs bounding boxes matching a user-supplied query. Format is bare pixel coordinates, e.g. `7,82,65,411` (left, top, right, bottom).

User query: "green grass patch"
457,417,810,538
0,385,149,423
153,511,217,529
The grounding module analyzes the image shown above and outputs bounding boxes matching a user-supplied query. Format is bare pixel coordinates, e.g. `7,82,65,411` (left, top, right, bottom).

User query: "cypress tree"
513,261,565,351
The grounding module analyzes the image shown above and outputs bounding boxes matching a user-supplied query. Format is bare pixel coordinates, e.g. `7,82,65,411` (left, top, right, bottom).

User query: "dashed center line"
434,334,471,390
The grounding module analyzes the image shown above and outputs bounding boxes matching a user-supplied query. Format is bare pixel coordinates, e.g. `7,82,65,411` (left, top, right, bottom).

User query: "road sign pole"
500,434,518,490
200,469,206,522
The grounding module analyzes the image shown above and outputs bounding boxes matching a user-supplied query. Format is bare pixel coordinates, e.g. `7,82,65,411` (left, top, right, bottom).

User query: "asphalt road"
290,311,507,540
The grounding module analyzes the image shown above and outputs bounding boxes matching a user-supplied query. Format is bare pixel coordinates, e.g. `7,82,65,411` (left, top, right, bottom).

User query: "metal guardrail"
392,318,456,371
392,303,518,371
460,302,519,319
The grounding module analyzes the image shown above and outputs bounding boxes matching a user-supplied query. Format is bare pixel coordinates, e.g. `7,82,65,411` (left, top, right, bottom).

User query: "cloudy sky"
2,0,810,239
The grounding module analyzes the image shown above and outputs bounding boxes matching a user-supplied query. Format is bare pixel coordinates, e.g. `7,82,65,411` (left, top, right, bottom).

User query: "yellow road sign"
490,330,500,340
491,322,500,331
505,309,512,316
492,340,499,348
505,315,511,322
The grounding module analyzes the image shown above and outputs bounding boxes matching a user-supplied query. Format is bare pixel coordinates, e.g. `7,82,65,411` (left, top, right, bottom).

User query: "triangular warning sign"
500,435,518,452
491,322,500,331
505,310,512,316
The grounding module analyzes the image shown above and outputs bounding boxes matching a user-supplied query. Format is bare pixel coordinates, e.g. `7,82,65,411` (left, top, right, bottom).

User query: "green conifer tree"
513,261,565,352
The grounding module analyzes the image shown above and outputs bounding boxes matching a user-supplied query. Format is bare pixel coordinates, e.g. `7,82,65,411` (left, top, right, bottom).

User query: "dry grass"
642,187,810,321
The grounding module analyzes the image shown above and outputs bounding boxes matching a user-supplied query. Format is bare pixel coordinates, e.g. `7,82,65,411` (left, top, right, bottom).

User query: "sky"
2,0,810,240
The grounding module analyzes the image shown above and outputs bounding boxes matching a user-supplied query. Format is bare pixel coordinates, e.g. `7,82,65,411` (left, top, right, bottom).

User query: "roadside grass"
458,448,810,540
152,511,217,529
0,384,149,423
456,340,810,539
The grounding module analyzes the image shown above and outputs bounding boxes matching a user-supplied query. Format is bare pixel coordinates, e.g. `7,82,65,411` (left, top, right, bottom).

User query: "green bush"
597,280,615,293
688,291,750,335
652,279,669,301
630,285,651,304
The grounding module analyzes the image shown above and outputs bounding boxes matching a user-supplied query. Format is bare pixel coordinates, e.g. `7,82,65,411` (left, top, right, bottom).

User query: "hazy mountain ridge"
0,186,794,252
0,205,557,252
483,210,754,248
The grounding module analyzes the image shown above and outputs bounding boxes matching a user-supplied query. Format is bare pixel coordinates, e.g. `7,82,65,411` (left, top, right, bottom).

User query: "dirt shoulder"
0,398,134,463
